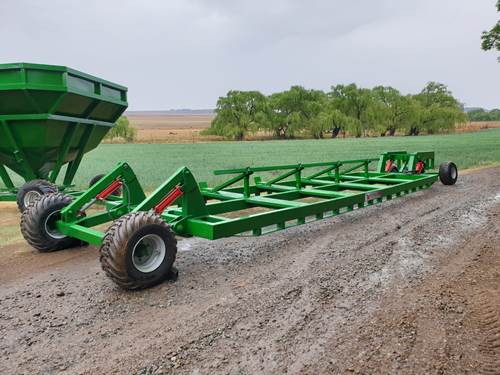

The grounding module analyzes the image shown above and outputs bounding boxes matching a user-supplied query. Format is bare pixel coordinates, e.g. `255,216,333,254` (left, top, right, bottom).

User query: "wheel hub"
451,167,457,180
132,234,166,273
44,210,66,240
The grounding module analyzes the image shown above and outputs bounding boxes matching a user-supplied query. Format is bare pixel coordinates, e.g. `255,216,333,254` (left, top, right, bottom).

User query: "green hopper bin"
0,62,128,210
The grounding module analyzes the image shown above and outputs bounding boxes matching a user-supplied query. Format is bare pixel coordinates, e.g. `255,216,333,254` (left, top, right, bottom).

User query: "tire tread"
99,211,177,290
16,179,58,212
20,193,81,252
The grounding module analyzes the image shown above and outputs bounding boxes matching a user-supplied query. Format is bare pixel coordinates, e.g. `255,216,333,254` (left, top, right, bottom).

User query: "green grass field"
63,129,499,190
4,128,498,191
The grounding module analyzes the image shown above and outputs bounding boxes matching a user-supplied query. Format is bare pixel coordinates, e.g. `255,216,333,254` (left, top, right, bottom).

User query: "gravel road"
1,167,499,375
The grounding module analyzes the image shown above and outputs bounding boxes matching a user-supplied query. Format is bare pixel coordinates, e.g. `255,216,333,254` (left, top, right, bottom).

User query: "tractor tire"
20,193,82,252
89,174,122,196
99,211,177,290
439,161,458,185
16,179,58,212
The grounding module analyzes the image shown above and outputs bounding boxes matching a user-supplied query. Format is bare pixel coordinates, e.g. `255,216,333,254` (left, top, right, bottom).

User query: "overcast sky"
1,0,498,110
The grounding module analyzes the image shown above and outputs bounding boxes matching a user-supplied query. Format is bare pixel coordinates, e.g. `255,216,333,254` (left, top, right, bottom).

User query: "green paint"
0,62,128,199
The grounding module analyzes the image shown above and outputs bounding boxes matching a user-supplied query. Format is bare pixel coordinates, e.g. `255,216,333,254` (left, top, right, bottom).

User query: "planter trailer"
20,152,458,290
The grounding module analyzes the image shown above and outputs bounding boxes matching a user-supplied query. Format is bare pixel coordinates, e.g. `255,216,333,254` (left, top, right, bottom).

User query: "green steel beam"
0,191,16,201
199,194,365,239
49,125,78,183
376,151,435,173
56,222,104,246
305,164,339,180
61,162,146,222
213,158,378,175
246,195,308,209
0,164,15,191
133,167,207,219
0,119,37,181
62,125,94,187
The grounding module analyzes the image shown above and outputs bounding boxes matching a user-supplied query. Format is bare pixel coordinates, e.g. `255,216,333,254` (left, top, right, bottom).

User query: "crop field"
126,113,500,144
126,113,217,143
455,120,500,133
50,128,500,190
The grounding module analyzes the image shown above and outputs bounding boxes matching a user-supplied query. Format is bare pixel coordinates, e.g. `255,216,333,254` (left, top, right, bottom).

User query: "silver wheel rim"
44,210,66,240
451,167,457,180
24,190,42,207
132,234,166,273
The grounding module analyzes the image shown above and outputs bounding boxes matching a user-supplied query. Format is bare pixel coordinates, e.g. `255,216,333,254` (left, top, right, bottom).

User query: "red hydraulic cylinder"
154,185,184,214
96,179,122,200
385,159,394,172
415,161,425,173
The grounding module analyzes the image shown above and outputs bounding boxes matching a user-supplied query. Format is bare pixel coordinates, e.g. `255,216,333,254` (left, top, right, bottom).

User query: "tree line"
205,82,466,140
467,108,500,122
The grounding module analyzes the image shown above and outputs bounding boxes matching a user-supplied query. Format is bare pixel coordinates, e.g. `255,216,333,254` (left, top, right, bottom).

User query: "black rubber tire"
390,165,399,173
20,193,82,252
439,161,458,185
89,174,105,187
16,179,58,212
99,212,177,290
89,174,121,196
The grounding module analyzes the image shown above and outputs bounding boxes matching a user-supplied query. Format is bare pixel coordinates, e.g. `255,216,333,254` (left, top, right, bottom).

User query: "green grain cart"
0,63,127,210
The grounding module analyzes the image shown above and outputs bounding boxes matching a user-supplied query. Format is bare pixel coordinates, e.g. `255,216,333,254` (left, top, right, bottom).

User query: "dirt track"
1,167,499,375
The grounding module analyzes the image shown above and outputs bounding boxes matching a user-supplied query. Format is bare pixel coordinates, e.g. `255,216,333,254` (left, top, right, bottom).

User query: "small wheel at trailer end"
439,161,458,185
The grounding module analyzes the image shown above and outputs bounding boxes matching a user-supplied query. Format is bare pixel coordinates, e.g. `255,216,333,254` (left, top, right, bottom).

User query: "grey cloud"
0,0,498,109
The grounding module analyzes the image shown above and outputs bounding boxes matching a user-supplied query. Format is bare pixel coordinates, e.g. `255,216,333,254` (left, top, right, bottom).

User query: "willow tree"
411,82,466,135
372,86,417,136
329,84,375,137
263,86,325,139
210,90,267,140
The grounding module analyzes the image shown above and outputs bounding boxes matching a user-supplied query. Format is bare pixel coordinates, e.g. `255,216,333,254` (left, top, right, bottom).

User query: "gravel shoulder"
1,167,499,375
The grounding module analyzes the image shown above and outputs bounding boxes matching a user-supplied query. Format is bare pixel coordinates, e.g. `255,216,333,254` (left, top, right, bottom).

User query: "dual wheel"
16,174,121,212
20,194,177,290
16,180,58,212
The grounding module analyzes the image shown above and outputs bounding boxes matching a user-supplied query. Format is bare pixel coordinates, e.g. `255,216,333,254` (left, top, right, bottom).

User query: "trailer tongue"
20,151,458,290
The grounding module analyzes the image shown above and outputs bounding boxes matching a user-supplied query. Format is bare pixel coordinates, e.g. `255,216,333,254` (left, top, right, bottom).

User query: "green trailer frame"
55,151,439,244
